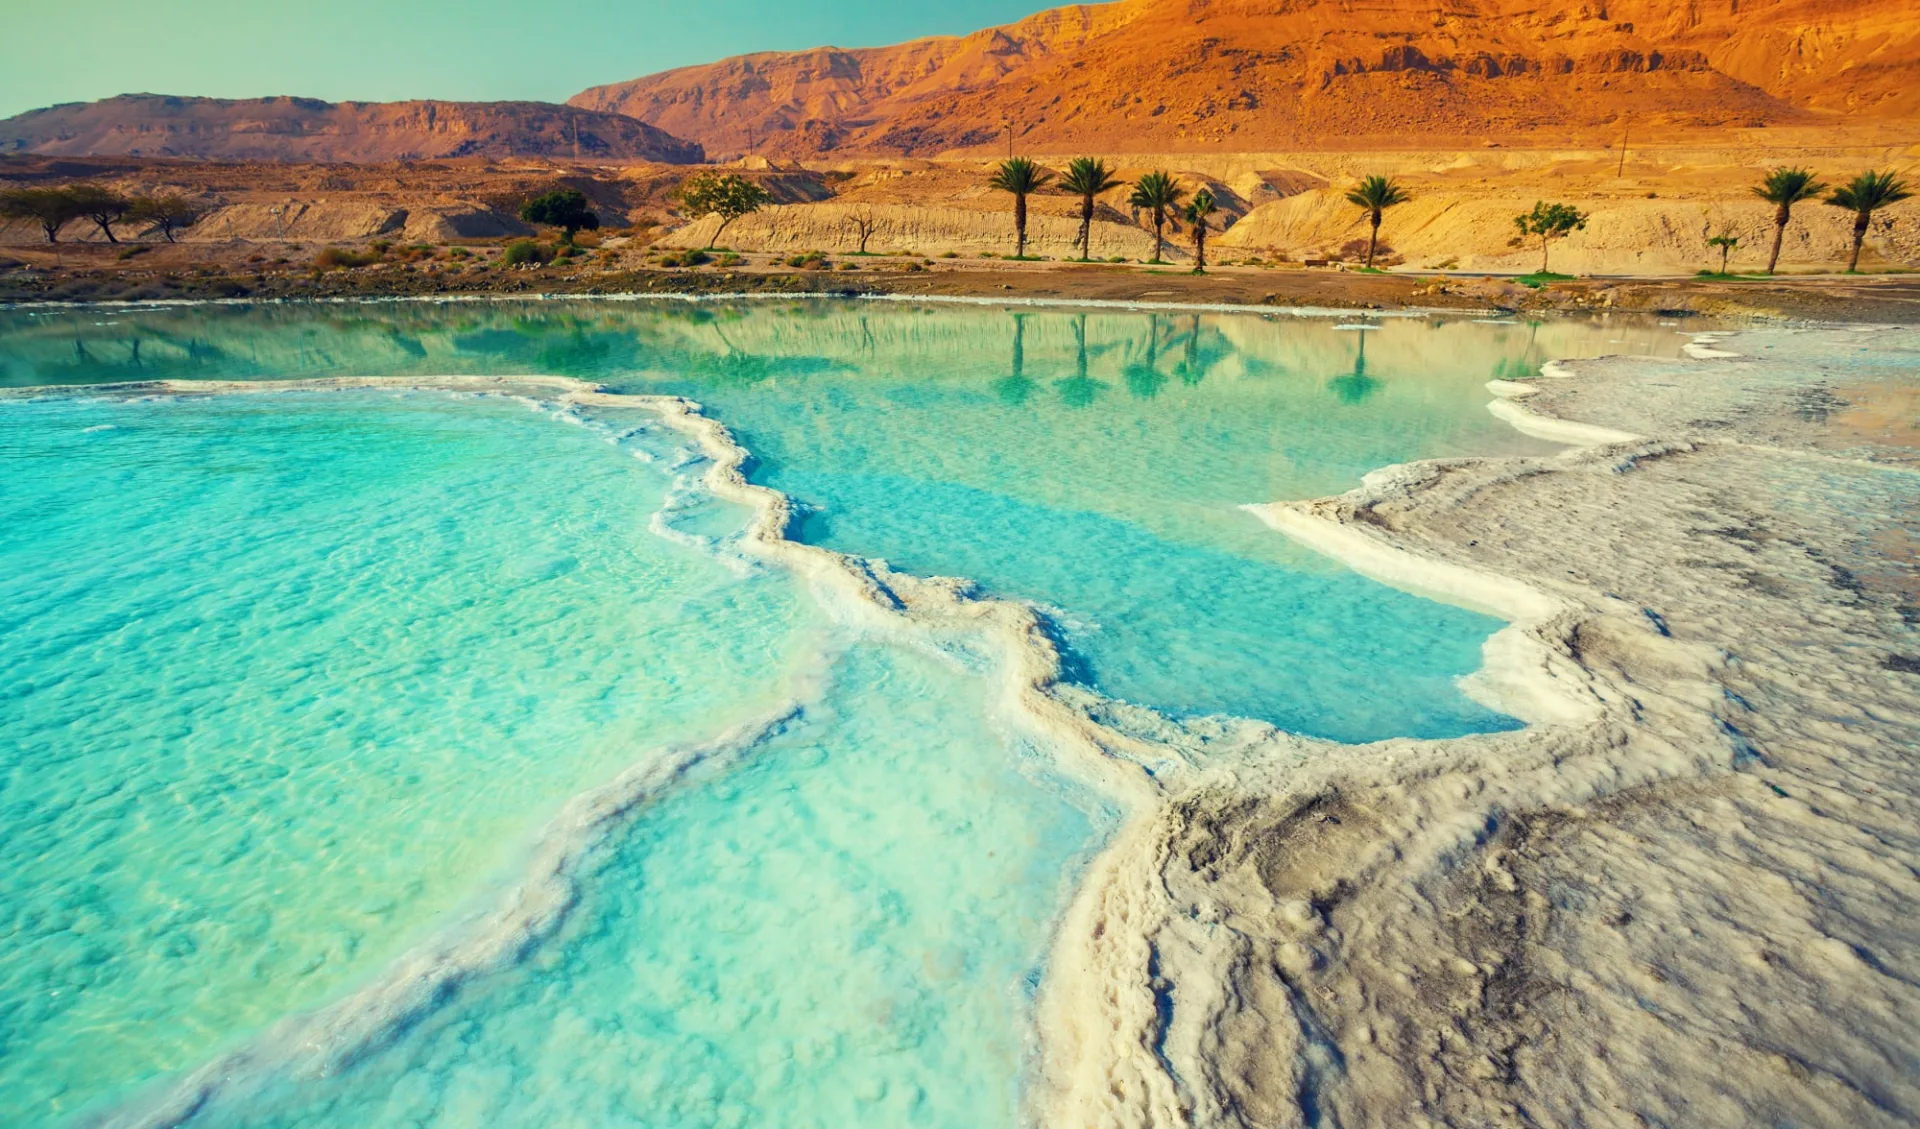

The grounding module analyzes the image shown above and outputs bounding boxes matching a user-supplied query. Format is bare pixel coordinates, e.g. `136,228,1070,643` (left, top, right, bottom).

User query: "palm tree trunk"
1153,209,1165,263
1767,203,1789,274
1194,225,1207,273
1849,210,1868,272
1540,234,1550,274
1014,193,1028,259
1367,212,1380,268
1079,196,1093,261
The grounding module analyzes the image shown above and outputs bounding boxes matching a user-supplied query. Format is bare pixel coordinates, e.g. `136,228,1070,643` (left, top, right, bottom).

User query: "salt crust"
13,322,1919,1127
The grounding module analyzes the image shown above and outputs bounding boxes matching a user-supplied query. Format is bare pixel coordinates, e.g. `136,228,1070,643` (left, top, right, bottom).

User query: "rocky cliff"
570,0,1920,157
0,94,705,164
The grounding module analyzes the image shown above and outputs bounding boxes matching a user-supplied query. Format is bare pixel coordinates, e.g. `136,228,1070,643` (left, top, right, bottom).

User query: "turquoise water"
0,390,826,1120
0,299,1694,1126
0,301,1691,739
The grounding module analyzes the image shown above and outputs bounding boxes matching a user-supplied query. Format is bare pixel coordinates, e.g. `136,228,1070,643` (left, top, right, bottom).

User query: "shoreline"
1036,322,1919,1126
10,313,1917,1127
5,257,1920,324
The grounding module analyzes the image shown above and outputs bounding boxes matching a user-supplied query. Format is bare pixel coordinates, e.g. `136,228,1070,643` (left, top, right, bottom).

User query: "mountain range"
0,95,704,163
571,0,1920,157
3,0,1916,164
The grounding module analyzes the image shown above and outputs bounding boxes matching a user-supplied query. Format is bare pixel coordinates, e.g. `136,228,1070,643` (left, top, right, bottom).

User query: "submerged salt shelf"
0,300,1697,1127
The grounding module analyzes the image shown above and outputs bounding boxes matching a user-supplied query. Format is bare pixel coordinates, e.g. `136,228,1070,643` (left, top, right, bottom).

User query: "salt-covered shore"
1040,325,1919,1127
13,322,1917,1129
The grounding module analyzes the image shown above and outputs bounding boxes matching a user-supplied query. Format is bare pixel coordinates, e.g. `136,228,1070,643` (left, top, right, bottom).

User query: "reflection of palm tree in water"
1174,315,1205,386
993,313,1036,405
1055,313,1106,408
1327,325,1381,404
1124,315,1167,399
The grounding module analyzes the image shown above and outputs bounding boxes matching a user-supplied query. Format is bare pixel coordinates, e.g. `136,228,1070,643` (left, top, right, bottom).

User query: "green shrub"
940,251,959,258
785,251,829,270
501,239,555,267
116,246,151,261
658,249,712,268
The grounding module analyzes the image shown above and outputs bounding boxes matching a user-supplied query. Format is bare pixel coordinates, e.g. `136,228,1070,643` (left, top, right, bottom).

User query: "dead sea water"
0,300,1694,1127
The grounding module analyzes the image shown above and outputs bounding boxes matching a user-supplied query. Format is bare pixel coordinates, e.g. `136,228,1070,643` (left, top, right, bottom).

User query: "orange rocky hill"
0,94,705,164
570,0,1920,158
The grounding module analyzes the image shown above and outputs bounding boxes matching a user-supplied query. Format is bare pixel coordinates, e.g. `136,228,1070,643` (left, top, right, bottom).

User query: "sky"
0,0,1057,120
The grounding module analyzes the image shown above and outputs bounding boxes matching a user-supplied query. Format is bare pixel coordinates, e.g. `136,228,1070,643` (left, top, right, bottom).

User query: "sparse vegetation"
784,250,830,270
658,249,712,268
987,157,1052,259
1343,175,1410,269
1752,167,1826,275
676,172,771,249
1512,201,1589,274
1825,169,1912,273
1128,171,1184,265
1060,157,1121,262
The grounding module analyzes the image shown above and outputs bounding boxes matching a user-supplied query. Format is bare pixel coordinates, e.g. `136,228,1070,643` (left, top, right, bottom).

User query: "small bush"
370,239,393,254
313,246,381,271
839,262,861,271
904,262,926,272
785,251,829,270
940,251,959,259
116,246,152,261
447,247,472,260
658,249,712,267
501,240,555,267
715,252,744,268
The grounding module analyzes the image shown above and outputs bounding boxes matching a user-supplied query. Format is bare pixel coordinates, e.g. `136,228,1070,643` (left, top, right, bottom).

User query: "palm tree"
1060,158,1122,262
1343,175,1410,269
988,157,1052,259
1825,170,1912,273
1128,171,1184,264
1183,189,1218,274
1751,167,1826,275
1706,233,1739,275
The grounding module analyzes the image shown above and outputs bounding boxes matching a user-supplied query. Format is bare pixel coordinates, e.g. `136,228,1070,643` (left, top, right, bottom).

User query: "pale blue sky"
1,0,1056,120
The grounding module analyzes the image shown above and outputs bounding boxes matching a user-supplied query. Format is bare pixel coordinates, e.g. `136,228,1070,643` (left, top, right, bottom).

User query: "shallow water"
0,300,1692,739
187,642,1105,1129
0,299,1697,1126
0,391,821,1119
